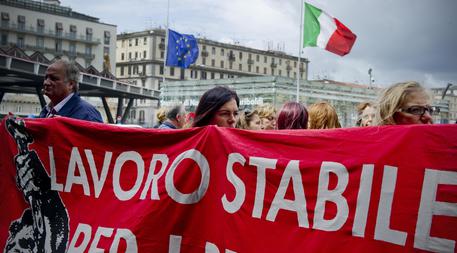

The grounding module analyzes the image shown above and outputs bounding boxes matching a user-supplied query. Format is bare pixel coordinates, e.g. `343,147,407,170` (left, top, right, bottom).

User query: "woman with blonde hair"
236,109,262,130
375,81,436,125
255,103,277,130
308,102,341,129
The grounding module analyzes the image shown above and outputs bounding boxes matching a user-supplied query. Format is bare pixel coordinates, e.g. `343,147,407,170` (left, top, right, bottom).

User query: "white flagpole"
163,0,170,84
296,0,304,102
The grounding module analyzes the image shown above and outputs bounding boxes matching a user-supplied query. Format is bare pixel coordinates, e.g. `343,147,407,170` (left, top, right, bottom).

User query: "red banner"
1,116,456,253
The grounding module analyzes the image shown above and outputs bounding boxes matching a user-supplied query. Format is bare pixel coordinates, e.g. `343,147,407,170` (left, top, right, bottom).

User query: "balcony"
0,23,101,45
247,59,254,65
20,43,95,60
228,53,236,62
271,63,277,68
201,51,209,57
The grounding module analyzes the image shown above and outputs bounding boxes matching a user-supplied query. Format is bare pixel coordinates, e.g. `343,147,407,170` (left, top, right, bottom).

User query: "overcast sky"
62,0,457,88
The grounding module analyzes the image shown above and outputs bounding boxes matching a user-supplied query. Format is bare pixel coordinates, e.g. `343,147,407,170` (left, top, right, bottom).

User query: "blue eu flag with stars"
166,29,199,68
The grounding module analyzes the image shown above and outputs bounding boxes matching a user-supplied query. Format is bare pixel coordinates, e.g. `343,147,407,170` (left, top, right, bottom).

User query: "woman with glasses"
375,81,437,125
193,86,240,128
236,109,262,130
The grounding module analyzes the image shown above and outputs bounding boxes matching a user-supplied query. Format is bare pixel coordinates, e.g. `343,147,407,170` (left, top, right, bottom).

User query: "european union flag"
166,29,199,68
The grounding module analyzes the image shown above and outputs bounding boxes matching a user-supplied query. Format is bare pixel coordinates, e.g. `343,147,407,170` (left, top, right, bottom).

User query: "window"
37,19,45,33
86,28,93,41
104,46,109,56
263,67,267,74
229,62,233,69
121,53,124,60
220,61,224,68
17,15,25,30
212,47,216,55
211,72,215,79
170,67,175,76
55,39,62,52
139,111,145,123
135,38,138,46
135,52,138,59
69,25,77,39
279,70,282,76
221,48,224,56
36,36,44,49
17,36,24,48
271,68,274,75
264,56,267,63
160,66,164,75
85,45,92,56
279,59,282,65
143,50,147,59
160,51,164,59
248,65,252,72
1,33,7,46
294,61,297,67
239,64,242,71
133,65,138,74
104,31,111,45
201,71,207,80
256,55,259,62
129,39,132,47
128,66,132,75
202,57,206,65
1,12,9,27
211,59,215,67
239,52,243,60
129,52,132,59
143,37,147,45
256,66,259,73
55,22,63,36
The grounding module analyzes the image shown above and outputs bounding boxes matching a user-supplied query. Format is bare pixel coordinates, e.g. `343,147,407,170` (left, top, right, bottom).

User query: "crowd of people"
40,59,440,129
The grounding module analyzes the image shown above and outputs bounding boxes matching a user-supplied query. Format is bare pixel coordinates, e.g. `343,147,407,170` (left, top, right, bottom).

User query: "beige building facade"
116,29,309,126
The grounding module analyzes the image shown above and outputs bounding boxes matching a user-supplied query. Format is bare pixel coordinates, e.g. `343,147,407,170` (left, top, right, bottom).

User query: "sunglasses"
399,105,439,116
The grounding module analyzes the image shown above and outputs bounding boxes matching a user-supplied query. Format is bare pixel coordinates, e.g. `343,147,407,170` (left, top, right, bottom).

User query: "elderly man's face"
43,62,74,105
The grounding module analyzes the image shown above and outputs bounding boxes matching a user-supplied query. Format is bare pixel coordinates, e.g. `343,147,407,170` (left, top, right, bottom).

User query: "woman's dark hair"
276,102,308,129
193,86,239,127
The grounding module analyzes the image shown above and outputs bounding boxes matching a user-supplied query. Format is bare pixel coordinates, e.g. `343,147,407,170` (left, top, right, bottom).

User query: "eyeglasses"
399,105,439,116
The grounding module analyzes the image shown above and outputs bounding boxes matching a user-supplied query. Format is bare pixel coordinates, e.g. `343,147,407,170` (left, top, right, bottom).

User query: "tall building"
0,0,118,118
116,29,309,126
1,0,116,70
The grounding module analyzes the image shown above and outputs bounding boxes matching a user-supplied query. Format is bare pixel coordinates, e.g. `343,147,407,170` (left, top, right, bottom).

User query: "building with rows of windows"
116,29,309,126
0,0,118,118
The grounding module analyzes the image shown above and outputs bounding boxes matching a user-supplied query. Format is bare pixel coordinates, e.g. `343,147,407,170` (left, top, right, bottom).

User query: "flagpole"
163,0,170,85
296,0,304,102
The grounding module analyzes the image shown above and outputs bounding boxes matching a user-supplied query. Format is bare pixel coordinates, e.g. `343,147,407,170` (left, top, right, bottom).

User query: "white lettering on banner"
249,157,277,219
165,149,210,204
49,146,63,191
414,169,457,253
140,154,169,200
85,149,112,198
65,147,91,196
374,166,407,246
68,223,137,253
313,162,349,231
169,234,237,253
222,153,246,214
113,151,145,201
266,160,309,228
352,164,374,237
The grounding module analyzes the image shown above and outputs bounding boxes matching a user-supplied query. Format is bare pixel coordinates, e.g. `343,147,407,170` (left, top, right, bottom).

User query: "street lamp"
441,83,453,99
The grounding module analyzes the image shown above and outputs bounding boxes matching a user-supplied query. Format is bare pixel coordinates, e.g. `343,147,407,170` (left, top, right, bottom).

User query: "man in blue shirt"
159,104,186,129
39,59,103,123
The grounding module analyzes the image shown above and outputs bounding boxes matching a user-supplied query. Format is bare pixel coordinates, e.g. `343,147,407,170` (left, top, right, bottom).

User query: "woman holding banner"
375,81,437,125
193,86,240,128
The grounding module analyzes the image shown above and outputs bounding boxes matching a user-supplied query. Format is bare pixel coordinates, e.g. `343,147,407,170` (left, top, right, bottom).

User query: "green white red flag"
303,2,357,56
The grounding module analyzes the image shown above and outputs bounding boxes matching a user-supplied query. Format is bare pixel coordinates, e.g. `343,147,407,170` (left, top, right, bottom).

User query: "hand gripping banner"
0,116,456,253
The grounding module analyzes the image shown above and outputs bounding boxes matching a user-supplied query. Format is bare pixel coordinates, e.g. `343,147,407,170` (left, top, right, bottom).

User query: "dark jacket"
39,94,103,123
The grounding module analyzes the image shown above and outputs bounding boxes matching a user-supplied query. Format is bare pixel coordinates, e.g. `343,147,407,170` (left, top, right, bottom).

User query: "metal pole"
162,0,170,85
296,0,304,102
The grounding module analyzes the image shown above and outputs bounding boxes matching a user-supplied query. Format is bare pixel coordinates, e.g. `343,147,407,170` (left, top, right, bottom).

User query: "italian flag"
303,2,357,56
